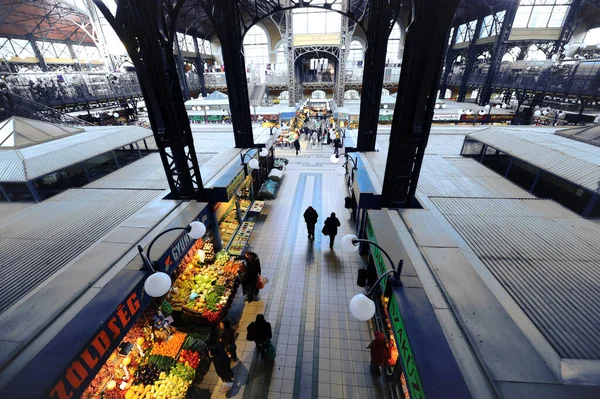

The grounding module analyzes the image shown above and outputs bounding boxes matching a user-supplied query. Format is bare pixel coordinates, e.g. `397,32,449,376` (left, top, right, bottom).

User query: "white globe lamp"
441,103,447,109
188,221,206,239
330,154,341,164
248,158,260,170
495,104,501,109
435,103,440,109
349,293,376,321
341,234,360,253
113,112,120,118
336,166,346,176
259,148,269,157
144,272,171,297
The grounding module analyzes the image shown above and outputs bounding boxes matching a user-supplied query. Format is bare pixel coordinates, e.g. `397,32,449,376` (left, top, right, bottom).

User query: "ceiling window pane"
243,25,269,66
276,44,286,64
548,5,569,27
514,6,533,27
528,5,552,27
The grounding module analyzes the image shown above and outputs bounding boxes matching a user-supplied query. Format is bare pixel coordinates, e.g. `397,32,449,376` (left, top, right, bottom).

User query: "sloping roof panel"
431,197,600,360
0,123,152,182
468,128,600,192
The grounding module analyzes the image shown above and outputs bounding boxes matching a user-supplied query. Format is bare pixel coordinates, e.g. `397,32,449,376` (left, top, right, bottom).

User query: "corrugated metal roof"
0,188,162,315
431,197,600,360
468,129,600,192
0,125,152,182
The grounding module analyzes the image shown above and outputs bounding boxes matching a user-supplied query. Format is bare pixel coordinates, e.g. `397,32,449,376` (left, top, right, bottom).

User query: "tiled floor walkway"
198,139,389,398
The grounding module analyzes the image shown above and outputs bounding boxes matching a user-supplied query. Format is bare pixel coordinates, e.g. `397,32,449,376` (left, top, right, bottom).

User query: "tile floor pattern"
197,140,389,398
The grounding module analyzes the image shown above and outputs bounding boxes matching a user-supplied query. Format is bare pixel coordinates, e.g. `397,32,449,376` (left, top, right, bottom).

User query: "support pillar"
438,27,459,100
381,0,460,208
65,40,81,71
285,10,296,106
457,18,483,103
202,0,254,148
478,2,518,106
356,0,402,151
174,37,190,101
94,0,203,200
335,1,349,107
27,35,48,72
193,37,207,97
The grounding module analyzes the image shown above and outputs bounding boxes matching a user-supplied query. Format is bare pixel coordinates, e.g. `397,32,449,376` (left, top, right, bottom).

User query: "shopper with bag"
323,212,341,249
246,314,275,360
367,331,391,375
208,344,235,393
243,252,261,302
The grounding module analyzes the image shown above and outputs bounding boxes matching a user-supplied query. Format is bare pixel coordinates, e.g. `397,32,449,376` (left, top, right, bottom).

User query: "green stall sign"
366,216,388,291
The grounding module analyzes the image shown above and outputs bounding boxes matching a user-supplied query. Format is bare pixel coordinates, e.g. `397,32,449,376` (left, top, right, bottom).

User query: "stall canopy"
205,91,228,100
279,107,297,121
556,124,600,148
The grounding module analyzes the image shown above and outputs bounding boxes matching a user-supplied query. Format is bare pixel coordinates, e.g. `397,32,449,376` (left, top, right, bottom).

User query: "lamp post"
240,149,266,190
203,105,209,124
137,221,206,297
341,234,403,321
330,153,358,177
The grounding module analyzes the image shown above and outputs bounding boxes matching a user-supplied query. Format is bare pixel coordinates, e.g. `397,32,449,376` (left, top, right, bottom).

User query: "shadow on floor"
323,250,342,272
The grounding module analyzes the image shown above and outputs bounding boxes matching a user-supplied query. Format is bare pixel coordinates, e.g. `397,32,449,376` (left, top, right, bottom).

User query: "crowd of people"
290,115,344,155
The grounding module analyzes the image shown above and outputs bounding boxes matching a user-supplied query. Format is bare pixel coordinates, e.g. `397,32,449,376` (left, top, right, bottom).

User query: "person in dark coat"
333,135,341,156
293,137,301,155
324,212,341,249
217,318,238,361
243,252,261,302
246,314,273,356
303,206,319,239
367,331,391,375
209,344,234,383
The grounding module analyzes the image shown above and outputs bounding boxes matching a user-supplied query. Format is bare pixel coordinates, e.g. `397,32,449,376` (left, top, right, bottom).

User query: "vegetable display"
178,349,200,369
150,332,186,358
146,355,177,371
169,363,195,381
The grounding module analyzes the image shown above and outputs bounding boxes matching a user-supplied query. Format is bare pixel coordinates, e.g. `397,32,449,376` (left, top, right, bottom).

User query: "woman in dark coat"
303,206,319,239
367,331,391,375
246,314,273,356
217,318,238,361
293,137,301,155
243,251,261,302
324,212,341,249
209,344,234,383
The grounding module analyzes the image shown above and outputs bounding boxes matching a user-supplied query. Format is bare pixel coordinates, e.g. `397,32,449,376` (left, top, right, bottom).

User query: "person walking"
208,344,234,393
333,134,341,156
243,251,261,302
217,318,238,362
303,206,319,239
246,314,273,358
367,331,391,375
324,212,341,249
293,136,301,155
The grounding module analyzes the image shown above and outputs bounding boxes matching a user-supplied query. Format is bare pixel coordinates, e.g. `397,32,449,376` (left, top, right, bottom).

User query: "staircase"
249,84,267,106
0,92,92,126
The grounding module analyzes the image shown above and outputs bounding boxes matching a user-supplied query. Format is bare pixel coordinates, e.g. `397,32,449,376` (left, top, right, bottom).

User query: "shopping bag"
265,342,277,361
322,225,329,236
256,275,265,289
219,382,233,393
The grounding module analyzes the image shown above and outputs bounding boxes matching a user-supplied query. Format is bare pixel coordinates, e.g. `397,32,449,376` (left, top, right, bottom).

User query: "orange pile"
150,332,186,358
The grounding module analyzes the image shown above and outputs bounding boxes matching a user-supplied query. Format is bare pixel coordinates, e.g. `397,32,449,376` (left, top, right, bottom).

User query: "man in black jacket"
324,212,341,249
246,314,272,357
303,206,319,239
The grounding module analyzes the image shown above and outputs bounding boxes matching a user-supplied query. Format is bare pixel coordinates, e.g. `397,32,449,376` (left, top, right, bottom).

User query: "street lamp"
341,234,403,321
137,221,207,297
330,153,358,176
203,105,209,123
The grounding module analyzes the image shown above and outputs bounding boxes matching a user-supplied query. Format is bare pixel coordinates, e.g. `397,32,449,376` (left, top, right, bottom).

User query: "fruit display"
169,363,196,381
133,365,163,386
381,297,399,367
178,349,201,369
239,198,251,220
249,200,265,214
151,373,190,399
202,242,215,263
150,332,186,358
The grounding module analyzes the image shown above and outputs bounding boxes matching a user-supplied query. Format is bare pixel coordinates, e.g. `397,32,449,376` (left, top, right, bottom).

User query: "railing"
0,91,93,126
446,60,600,98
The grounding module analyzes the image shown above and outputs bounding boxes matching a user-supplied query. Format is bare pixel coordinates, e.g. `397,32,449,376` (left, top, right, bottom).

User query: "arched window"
276,43,287,65
279,91,289,100
381,89,390,97
347,40,364,65
244,25,269,66
386,23,402,63
312,90,326,99
344,89,360,100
